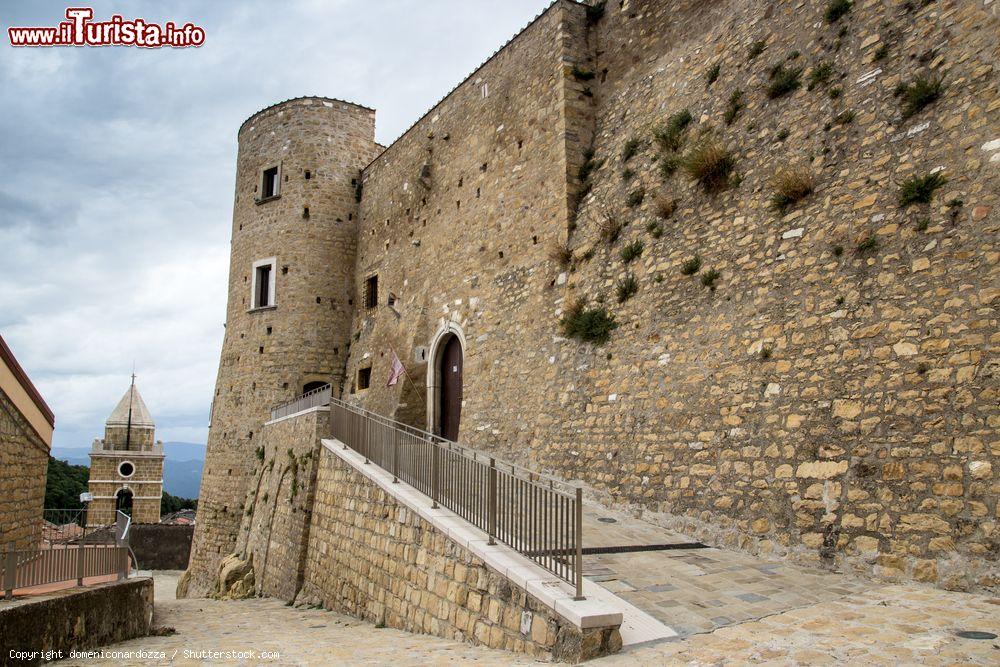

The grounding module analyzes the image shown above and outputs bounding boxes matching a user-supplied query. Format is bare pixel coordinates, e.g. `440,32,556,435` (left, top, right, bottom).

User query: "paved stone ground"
61,565,998,665
579,504,869,637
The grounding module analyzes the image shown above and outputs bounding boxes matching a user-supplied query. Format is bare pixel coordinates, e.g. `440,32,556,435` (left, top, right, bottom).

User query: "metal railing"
271,383,332,420
330,397,584,599
2,544,129,599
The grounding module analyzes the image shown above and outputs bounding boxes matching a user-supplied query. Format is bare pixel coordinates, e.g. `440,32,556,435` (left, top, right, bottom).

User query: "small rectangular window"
251,258,276,309
357,367,371,390
364,275,378,309
261,166,279,199
255,265,271,307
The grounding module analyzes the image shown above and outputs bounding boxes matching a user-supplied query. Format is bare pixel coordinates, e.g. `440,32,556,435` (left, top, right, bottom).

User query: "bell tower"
87,377,164,526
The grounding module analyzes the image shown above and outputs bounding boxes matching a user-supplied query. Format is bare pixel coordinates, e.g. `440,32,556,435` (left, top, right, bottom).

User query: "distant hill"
49,441,204,499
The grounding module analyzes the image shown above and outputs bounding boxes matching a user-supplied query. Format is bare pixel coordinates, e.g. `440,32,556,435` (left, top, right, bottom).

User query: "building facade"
0,335,54,549
186,0,999,598
87,382,164,526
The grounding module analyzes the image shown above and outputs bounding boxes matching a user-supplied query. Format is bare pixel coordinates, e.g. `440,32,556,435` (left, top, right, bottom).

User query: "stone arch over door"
427,322,466,440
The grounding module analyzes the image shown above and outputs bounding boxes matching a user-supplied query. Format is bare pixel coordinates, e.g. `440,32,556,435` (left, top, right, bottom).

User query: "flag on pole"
387,350,406,386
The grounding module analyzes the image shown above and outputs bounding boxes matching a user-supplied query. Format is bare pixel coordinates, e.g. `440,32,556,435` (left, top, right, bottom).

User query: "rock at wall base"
174,569,191,599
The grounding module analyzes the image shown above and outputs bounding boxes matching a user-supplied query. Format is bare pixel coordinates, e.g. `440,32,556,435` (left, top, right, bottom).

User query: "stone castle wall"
549,0,998,591
296,443,620,662
0,389,49,549
193,0,998,597
345,0,590,434
240,407,327,600
342,0,998,591
184,98,379,596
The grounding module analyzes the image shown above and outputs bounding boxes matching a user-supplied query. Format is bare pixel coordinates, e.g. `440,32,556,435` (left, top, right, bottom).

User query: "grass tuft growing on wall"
681,255,702,275
682,141,736,192
770,169,815,213
724,89,745,125
626,187,646,208
562,300,617,345
824,0,852,23
898,171,947,206
616,274,639,302
653,110,693,153
896,75,945,118
620,240,644,263
767,64,802,98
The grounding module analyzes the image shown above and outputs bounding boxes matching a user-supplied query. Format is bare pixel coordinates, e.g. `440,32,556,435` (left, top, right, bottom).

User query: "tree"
44,456,89,509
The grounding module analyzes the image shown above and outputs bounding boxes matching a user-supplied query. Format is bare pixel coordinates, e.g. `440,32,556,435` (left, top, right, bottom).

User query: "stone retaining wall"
0,577,153,666
297,445,621,662
130,524,194,571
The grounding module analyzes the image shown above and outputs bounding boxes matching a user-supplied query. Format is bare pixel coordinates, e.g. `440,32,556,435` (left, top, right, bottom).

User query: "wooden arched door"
438,335,463,441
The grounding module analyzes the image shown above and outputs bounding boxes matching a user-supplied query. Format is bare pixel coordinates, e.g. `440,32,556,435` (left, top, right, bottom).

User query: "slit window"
363,274,378,309
261,166,280,199
357,366,372,390
251,258,276,309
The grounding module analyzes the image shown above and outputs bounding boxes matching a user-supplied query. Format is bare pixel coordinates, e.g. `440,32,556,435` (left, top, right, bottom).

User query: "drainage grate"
582,542,709,555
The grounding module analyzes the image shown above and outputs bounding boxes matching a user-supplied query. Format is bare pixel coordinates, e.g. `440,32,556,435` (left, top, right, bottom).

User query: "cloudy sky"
0,0,551,450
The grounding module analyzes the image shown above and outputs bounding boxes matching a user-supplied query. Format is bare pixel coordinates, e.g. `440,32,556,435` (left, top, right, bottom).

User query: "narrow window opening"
261,166,279,198
266,326,272,335
316,296,322,304
253,262,273,308
387,292,397,307
259,346,264,354
357,367,372,390
364,275,379,309
304,170,311,180
499,251,504,259
303,206,310,219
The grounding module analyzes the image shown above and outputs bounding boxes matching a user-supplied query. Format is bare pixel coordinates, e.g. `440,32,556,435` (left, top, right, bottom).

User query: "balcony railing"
329,397,584,599
270,383,332,420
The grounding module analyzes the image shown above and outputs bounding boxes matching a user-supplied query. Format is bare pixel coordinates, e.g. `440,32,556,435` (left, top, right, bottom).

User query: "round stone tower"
183,97,378,596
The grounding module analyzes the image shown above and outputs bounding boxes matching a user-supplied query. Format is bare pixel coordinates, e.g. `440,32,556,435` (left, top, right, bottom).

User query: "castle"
183,0,998,641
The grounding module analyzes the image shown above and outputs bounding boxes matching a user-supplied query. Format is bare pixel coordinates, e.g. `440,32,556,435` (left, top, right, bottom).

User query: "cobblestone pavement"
65,568,998,666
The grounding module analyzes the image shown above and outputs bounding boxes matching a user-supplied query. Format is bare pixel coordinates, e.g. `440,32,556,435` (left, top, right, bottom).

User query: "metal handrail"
2,543,129,599
329,397,585,599
270,383,332,420
331,396,579,494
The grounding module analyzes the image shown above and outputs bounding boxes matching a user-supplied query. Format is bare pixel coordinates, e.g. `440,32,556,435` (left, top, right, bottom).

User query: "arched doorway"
438,336,463,441
302,380,327,394
427,323,465,441
115,488,133,516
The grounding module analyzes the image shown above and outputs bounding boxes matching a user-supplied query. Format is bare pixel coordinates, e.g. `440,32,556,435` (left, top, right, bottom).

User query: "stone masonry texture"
0,577,153,667
189,0,999,604
0,389,48,549
185,99,380,596
296,446,621,662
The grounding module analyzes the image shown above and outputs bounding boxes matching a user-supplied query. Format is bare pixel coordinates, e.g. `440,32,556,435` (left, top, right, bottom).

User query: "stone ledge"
322,438,623,632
